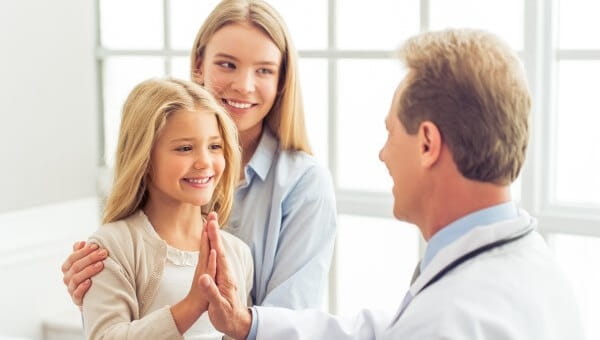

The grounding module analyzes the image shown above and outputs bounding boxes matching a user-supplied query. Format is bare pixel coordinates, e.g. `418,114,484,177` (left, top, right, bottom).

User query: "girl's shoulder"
91,213,141,242
90,219,133,247
88,211,160,262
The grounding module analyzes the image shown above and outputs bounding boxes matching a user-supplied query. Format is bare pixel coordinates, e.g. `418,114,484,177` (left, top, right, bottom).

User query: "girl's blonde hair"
190,0,311,153
102,78,241,226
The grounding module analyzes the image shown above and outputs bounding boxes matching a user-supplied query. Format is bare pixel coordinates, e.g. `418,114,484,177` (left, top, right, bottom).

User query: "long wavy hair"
102,78,241,227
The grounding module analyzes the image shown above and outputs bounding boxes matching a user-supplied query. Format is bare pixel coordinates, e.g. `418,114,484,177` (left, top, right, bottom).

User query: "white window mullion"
327,0,339,316
163,0,171,75
94,0,105,168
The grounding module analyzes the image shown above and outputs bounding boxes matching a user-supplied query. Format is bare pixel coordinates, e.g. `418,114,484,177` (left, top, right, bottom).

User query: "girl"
63,0,336,311
82,78,253,339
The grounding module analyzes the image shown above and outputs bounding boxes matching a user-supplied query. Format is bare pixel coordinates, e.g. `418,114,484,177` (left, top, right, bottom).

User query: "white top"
143,222,223,340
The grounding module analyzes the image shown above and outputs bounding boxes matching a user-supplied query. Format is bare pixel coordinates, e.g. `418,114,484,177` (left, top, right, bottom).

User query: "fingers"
200,274,227,306
202,273,249,339
72,241,86,252
61,242,107,307
67,256,104,306
69,259,104,289
71,278,91,306
62,242,94,274
68,248,107,280
208,249,217,279
199,230,210,269
61,243,102,275
205,214,229,272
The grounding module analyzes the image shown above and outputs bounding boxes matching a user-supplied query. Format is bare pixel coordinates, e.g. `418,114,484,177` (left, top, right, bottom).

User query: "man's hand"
201,212,252,339
61,241,108,306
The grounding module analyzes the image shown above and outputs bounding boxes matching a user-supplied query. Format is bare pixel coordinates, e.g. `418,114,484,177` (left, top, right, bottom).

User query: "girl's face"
148,109,226,207
197,22,282,137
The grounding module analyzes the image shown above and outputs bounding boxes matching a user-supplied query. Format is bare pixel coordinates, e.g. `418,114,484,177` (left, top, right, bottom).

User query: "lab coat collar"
411,209,536,295
392,209,536,323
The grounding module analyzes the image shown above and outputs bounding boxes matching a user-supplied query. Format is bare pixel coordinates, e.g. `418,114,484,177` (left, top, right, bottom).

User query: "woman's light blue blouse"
226,128,337,309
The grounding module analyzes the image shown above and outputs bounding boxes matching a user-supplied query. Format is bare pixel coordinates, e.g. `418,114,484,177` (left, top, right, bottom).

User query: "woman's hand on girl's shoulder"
61,241,108,307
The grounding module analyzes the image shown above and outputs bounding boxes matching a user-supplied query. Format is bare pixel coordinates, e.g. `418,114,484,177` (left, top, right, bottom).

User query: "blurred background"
1,0,599,339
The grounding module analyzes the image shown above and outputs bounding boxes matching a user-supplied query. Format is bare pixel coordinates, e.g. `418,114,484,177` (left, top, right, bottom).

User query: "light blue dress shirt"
226,128,337,309
420,201,519,273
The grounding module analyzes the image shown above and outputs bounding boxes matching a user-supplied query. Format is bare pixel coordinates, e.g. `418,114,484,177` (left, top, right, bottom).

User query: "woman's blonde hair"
397,29,531,185
102,78,241,226
190,0,311,153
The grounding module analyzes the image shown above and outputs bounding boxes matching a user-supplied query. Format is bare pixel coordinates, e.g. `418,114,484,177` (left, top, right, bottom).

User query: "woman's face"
196,22,282,137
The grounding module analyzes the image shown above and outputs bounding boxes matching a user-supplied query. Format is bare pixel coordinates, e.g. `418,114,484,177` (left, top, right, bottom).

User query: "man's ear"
418,121,442,168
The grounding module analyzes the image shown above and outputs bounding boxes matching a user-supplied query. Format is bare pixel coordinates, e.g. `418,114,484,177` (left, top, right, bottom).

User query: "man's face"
379,81,422,222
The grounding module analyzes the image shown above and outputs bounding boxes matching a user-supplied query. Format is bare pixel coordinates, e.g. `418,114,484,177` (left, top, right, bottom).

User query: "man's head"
380,29,531,222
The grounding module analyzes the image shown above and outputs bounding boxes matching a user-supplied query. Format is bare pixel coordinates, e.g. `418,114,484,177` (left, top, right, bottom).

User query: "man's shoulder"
404,237,577,334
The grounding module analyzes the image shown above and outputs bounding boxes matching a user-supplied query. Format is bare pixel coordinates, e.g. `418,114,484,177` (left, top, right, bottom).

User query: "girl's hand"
61,241,108,307
170,216,217,334
201,212,251,340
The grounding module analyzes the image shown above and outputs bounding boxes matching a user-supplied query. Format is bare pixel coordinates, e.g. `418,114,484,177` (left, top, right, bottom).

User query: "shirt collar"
420,201,519,272
244,128,278,182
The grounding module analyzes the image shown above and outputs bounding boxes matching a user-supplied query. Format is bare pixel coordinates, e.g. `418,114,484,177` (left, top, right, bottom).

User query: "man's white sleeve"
255,306,391,340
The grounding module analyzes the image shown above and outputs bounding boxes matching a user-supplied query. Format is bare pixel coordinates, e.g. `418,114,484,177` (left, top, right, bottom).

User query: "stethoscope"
391,225,534,324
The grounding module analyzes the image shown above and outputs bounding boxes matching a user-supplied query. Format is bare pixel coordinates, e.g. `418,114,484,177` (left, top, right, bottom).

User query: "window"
96,1,600,337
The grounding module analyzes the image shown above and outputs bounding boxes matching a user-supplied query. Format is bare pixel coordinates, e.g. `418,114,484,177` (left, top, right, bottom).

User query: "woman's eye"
176,145,193,152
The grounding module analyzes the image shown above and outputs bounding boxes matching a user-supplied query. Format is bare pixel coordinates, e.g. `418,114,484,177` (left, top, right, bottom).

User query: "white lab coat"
254,210,584,339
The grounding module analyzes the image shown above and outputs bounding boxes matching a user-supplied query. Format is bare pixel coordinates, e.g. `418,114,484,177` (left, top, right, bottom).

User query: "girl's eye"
209,143,223,150
175,145,193,152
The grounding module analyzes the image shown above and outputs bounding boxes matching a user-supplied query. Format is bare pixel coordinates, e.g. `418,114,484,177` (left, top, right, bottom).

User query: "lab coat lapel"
388,209,536,326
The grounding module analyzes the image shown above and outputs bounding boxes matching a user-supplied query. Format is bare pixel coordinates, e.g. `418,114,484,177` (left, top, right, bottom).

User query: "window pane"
170,56,191,79
337,0,419,50
337,215,419,315
555,61,600,206
169,0,221,50
299,58,328,166
268,0,327,50
430,0,523,50
103,57,165,166
557,0,600,49
550,234,600,340
100,0,163,49
337,59,404,192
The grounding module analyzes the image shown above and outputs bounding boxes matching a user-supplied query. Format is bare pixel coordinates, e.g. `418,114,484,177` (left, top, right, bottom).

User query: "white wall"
0,0,98,213
0,0,99,338
0,198,100,340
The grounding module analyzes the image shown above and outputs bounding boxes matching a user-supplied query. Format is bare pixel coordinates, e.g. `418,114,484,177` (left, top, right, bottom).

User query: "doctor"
198,29,584,339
